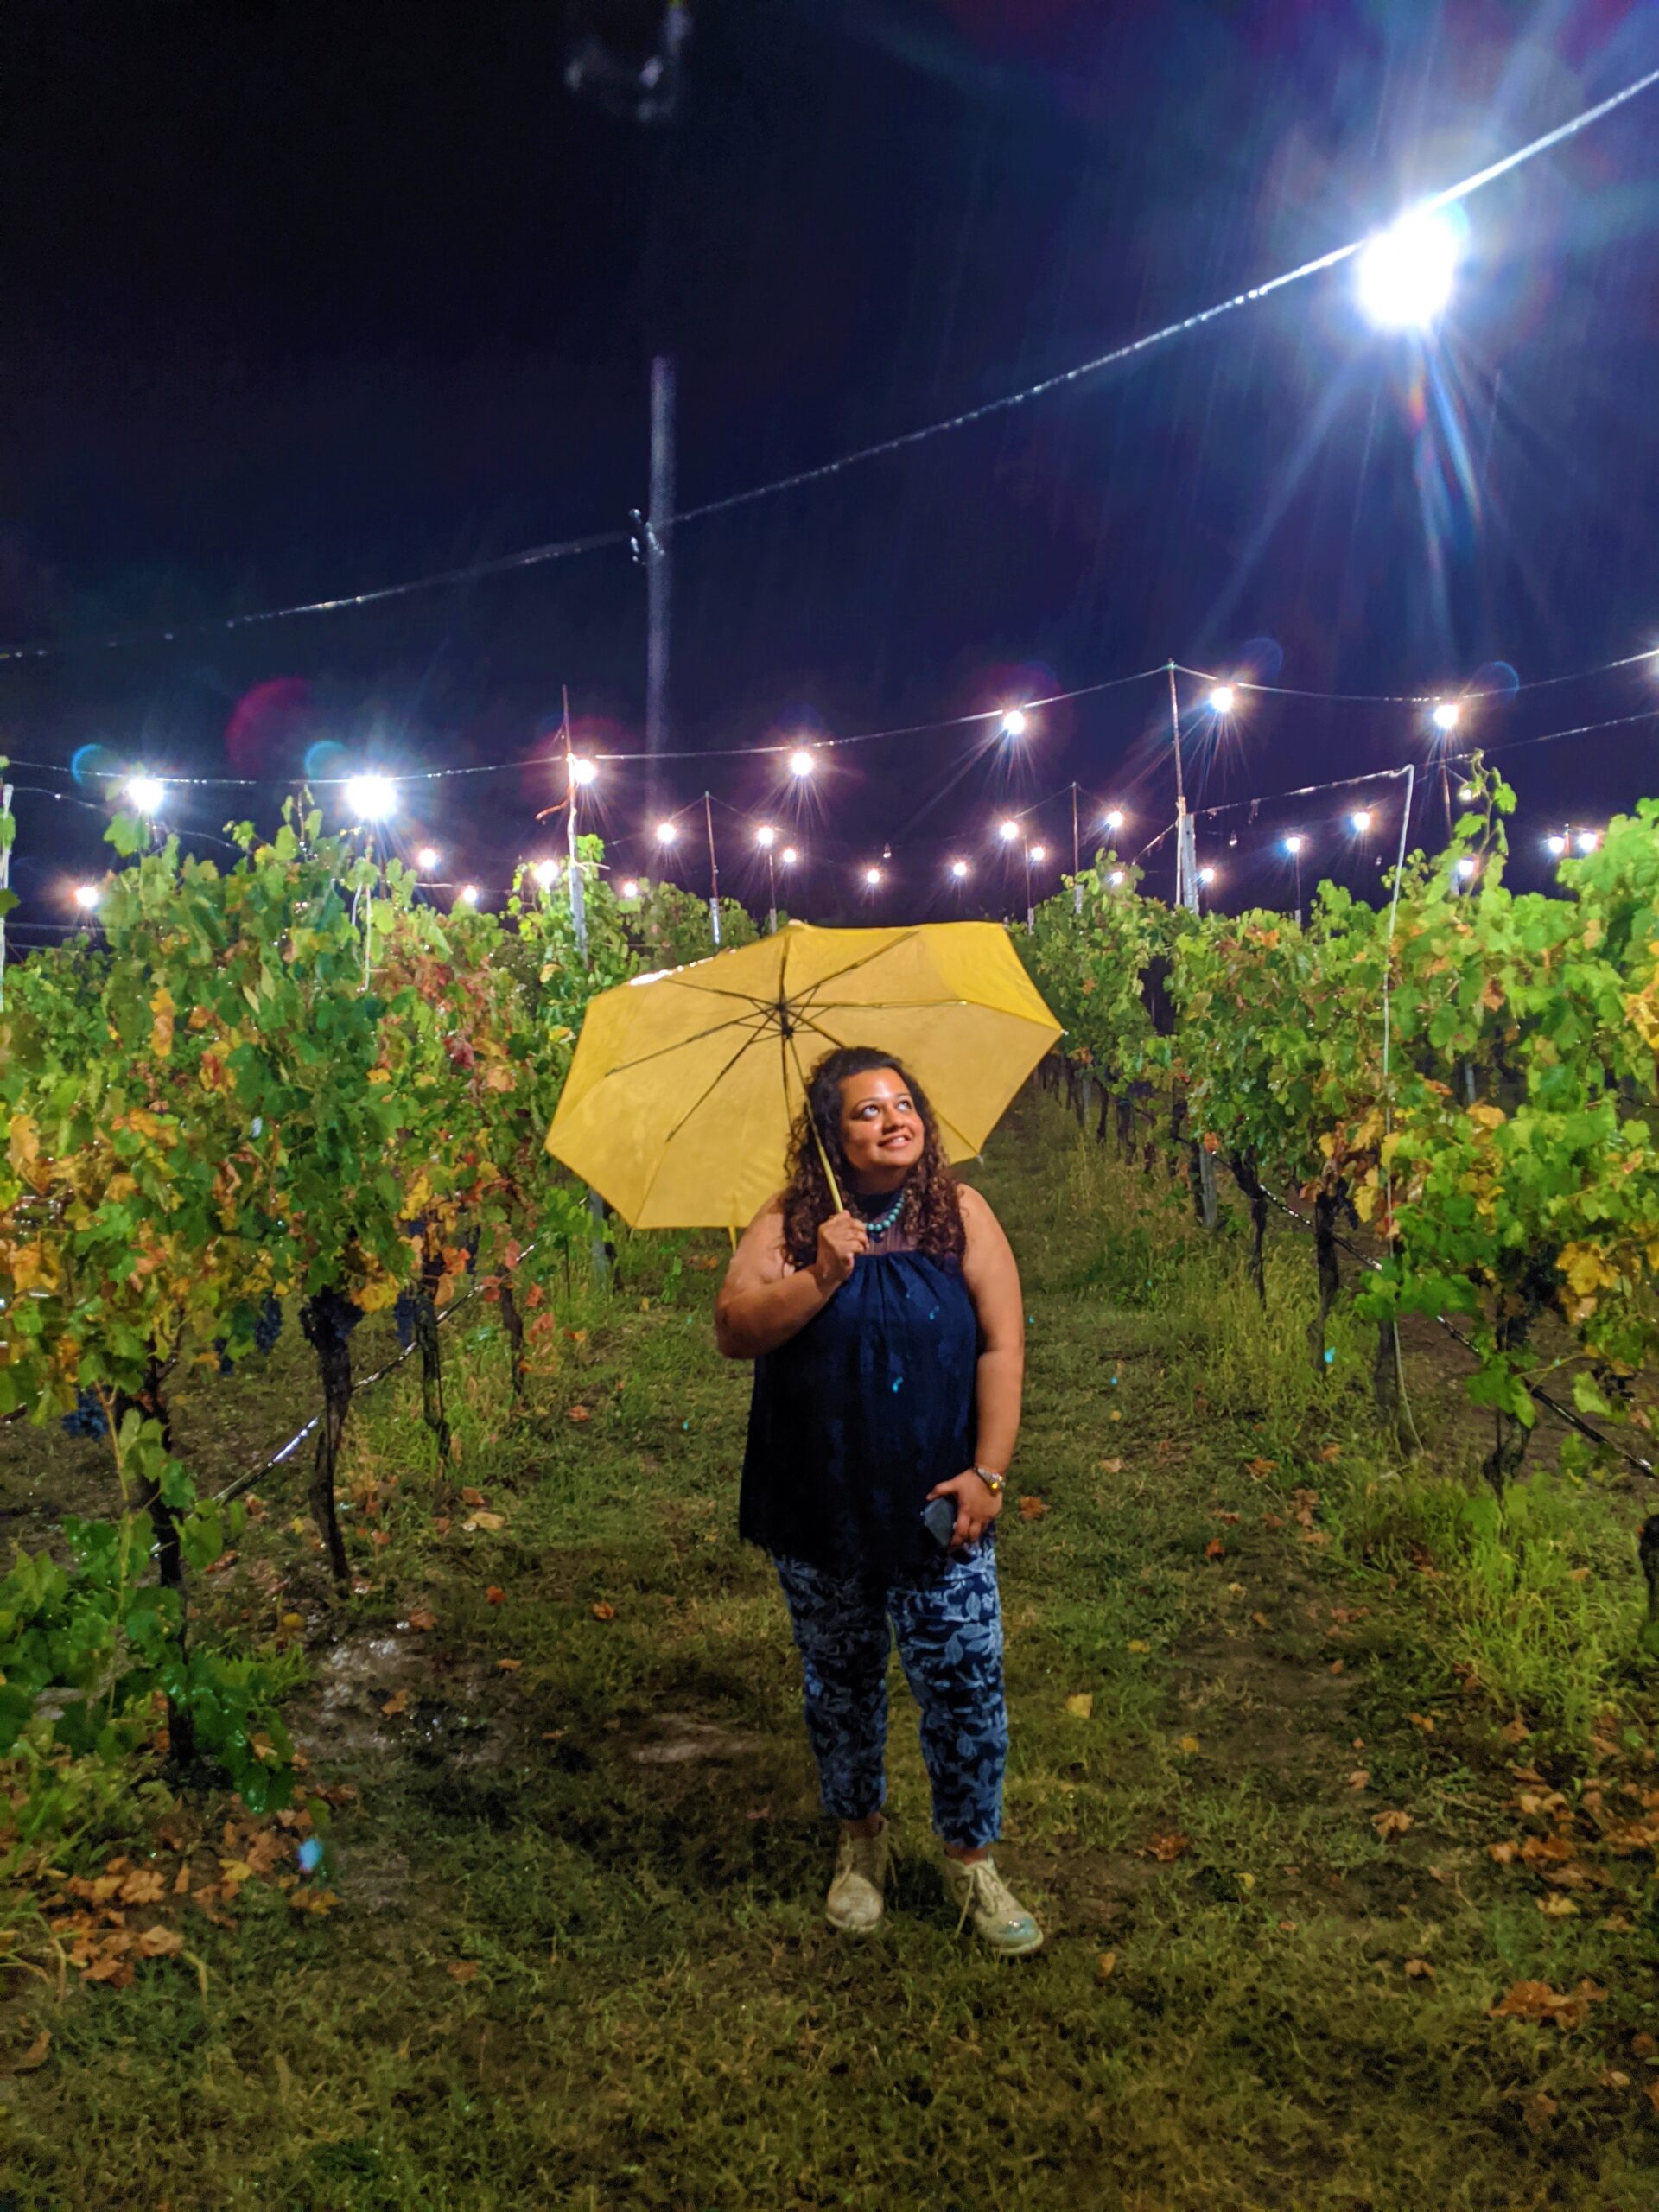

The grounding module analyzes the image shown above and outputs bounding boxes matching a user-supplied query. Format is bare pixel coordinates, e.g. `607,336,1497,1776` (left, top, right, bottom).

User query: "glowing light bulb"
416,846,441,873
532,859,559,891
460,883,480,907
1198,866,1217,887
1432,702,1461,734
755,824,776,849
1108,869,1125,887
1546,835,1567,857
620,877,640,899
1454,857,1477,881
73,882,101,912
654,821,678,846
125,773,166,814
1208,686,1236,715
950,859,969,880
344,773,397,822
1284,834,1306,855
1576,830,1601,854
1103,809,1124,832
780,846,798,867
1029,844,1047,865
864,866,882,887
788,748,816,778
1356,207,1459,331
997,819,1020,844
568,757,598,786
1459,784,1475,801
1001,709,1028,739
1350,810,1373,835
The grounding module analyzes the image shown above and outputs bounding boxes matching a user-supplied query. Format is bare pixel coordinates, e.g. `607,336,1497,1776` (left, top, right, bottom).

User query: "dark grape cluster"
299,1287,365,1351
251,1294,283,1356
393,1287,421,1353
60,1388,110,1440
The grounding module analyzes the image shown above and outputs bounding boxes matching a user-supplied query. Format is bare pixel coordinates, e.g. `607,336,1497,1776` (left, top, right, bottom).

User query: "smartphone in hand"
920,1495,957,1549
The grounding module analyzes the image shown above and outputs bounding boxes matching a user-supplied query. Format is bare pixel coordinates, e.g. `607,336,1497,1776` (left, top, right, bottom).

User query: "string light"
755,824,777,849
125,773,166,815
1576,829,1601,853
863,865,882,887
1198,865,1217,886
1458,783,1476,800
531,859,560,890
569,757,598,787
1431,702,1462,734
1108,869,1126,887
1454,856,1478,880
620,877,640,899
1356,207,1461,331
459,884,480,907
788,748,816,778
1283,833,1306,855
416,845,441,873
344,772,397,822
1207,686,1236,714
1103,809,1124,832
1546,833,1567,856
780,845,798,867
73,883,101,912
1350,809,1373,834
950,859,969,880
997,819,1020,844
1000,709,1028,739
654,821,679,846
1029,844,1047,865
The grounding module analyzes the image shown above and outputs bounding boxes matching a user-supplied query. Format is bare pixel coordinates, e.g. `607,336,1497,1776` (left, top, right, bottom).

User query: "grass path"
5,1093,1659,2209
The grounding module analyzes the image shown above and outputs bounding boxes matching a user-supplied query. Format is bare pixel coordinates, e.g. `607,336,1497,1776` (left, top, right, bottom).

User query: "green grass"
3,1094,1659,2209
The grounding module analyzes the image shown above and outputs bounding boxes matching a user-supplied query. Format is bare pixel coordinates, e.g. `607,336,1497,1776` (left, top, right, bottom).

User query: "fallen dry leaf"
1348,1770,1370,1790
1372,1809,1414,1840
462,1510,505,1534
1145,1832,1191,1864
1127,1640,1151,1656
461,1487,486,1507
1499,1716,1531,1745
380,1689,410,1719
1097,1457,1125,1474
1488,1840,1518,1865
1522,2091,1558,2135
1177,1735,1200,1755
1018,1496,1049,1521
1537,1892,1579,1918
1490,1978,1607,2031
448,1960,480,1983
591,1601,616,1622
136,1926,186,1959
1632,2031,1656,2058
10,2029,51,2071
495,1657,523,1672
567,1405,592,1423
1404,1957,1434,1979
1250,1611,1271,1629
1601,2069,1632,2090
1246,1458,1278,1478
1065,1694,1094,1720
486,1586,505,1606
1096,1950,1118,1980
406,1609,437,1631
1318,1444,1342,1463
1408,1713,1436,1734
1204,1538,1225,1560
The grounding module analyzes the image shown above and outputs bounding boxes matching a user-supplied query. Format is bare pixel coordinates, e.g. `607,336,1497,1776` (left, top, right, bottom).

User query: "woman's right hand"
812,1211,868,1292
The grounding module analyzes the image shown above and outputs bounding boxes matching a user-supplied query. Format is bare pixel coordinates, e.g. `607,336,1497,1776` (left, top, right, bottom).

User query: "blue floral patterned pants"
772,1541,1007,1849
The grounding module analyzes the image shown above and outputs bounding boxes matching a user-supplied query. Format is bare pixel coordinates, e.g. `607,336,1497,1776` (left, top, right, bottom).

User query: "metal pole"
1166,662,1197,914
0,780,12,1011
1025,847,1033,933
563,686,588,965
703,790,721,948
645,356,676,815
1294,853,1303,927
1071,783,1083,915
766,850,777,936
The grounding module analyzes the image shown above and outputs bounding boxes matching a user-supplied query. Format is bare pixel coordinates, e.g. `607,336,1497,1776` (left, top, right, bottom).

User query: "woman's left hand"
925,1469,1004,1550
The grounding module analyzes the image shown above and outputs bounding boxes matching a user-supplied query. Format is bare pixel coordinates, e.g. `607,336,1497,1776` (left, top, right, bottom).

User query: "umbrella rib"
632,1025,778,1220
601,1005,777,1079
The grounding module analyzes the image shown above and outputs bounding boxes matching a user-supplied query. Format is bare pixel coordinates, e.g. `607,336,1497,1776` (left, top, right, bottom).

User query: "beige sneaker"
826,1820,890,1934
943,1854,1044,1957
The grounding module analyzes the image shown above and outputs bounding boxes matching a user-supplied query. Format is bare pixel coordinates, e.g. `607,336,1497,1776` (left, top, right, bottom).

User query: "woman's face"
836,1066,925,1182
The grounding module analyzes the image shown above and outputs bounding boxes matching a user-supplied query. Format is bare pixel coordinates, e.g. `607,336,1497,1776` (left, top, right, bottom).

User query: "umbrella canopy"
546,919,1061,1229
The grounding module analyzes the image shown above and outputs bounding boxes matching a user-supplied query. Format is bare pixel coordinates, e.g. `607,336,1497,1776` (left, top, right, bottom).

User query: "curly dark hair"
780,1045,965,1269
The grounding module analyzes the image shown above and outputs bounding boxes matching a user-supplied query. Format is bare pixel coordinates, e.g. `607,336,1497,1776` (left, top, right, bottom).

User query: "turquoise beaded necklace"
856,1185,907,1238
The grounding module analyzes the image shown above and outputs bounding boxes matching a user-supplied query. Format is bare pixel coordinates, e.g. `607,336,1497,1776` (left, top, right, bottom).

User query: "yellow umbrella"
546,919,1061,1230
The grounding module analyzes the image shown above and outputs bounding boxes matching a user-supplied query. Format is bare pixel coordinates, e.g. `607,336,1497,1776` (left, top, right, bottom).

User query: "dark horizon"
3,0,1656,938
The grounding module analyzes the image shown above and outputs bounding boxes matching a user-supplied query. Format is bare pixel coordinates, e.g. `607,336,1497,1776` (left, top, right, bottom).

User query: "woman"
715,1045,1041,1956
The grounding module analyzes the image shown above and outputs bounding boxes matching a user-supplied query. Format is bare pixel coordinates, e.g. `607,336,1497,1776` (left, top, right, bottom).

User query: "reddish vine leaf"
1018,1496,1049,1521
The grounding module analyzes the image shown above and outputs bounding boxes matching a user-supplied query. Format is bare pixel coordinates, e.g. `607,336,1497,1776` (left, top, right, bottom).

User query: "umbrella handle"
786,1033,844,1213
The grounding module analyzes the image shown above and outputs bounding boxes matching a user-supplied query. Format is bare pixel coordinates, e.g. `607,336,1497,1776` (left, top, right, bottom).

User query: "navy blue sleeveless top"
739,1239,981,1578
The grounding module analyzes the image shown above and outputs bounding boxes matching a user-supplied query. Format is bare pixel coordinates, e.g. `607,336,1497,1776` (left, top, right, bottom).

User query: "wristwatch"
973,1465,1006,1496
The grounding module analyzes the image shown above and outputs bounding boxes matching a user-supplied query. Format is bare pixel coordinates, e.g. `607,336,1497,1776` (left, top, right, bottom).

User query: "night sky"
3,0,1656,934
